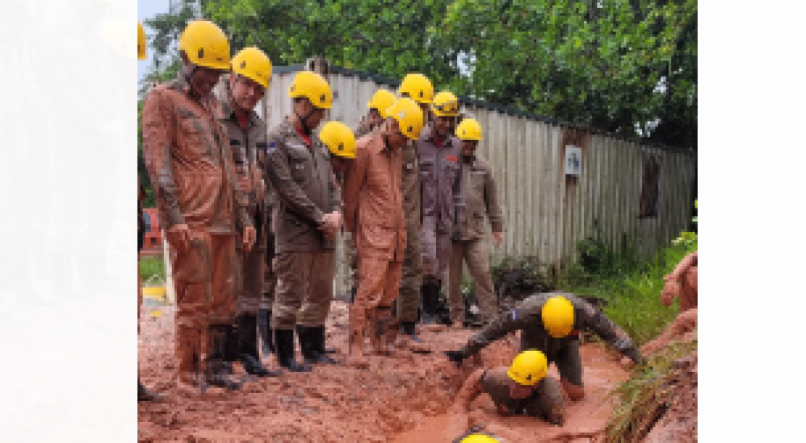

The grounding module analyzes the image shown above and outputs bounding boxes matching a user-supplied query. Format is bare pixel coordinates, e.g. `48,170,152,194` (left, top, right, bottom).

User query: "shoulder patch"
511,309,519,321
266,141,276,153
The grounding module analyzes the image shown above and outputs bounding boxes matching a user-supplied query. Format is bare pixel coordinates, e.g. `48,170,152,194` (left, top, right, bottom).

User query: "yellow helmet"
178,20,230,71
319,121,357,159
386,97,425,141
398,73,435,105
432,91,459,117
456,118,482,141
288,71,333,109
138,22,147,60
507,350,548,386
367,90,397,119
231,47,272,88
542,296,575,338
461,435,498,443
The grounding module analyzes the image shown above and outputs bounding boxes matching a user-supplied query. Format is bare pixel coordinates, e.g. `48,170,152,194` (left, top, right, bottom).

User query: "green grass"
558,235,697,347
139,256,166,284
605,337,698,442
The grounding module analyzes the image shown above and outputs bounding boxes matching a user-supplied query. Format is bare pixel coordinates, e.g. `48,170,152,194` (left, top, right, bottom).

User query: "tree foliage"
141,0,697,147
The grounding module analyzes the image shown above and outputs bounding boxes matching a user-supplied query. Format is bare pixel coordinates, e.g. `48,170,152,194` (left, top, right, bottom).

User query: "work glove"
444,350,467,367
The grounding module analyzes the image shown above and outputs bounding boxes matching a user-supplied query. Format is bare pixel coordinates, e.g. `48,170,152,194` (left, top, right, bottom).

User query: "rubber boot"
257,309,274,356
420,283,439,325
366,308,379,355
138,376,163,402
297,326,338,365
238,314,282,377
274,329,312,372
222,323,239,375
401,321,423,343
347,324,369,368
205,325,242,391
374,307,394,356
175,324,204,394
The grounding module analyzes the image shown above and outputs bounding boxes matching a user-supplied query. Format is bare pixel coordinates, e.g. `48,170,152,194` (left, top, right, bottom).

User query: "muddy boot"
222,323,239,375
399,321,432,353
366,308,380,355
419,283,440,325
257,309,275,356
238,314,282,377
374,307,395,356
138,377,164,402
205,325,242,391
274,329,312,372
347,325,369,369
175,325,205,394
297,325,335,365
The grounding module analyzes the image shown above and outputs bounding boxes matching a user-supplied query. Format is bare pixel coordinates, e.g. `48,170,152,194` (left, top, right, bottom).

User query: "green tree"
141,0,697,148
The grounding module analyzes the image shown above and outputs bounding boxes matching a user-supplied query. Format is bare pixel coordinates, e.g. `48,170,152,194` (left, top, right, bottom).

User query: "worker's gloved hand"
444,350,467,367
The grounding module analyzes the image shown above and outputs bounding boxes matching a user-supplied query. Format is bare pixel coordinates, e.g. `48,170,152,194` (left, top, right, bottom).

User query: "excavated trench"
138,302,629,442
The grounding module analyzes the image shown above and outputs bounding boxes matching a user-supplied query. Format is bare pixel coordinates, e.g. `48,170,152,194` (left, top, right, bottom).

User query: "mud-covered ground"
138,301,629,442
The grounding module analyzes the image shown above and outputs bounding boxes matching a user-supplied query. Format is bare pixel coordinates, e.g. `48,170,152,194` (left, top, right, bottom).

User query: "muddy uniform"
448,154,503,324
418,123,464,282
397,139,423,322
265,119,341,330
343,132,406,336
457,293,641,386
217,99,268,316
142,73,251,381
454,367,566,425
342,119,381,299
260,190,277,311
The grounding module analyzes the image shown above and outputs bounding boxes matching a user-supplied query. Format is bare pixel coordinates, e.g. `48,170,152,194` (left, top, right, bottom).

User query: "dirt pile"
139,302,628,442
644,351,697,443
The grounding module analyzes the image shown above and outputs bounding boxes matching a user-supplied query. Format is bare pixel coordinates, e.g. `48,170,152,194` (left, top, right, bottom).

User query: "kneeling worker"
449,350,566,427
445,293,644,400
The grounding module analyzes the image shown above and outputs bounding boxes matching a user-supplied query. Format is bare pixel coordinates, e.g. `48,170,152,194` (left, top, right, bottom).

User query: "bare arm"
449,369,486,414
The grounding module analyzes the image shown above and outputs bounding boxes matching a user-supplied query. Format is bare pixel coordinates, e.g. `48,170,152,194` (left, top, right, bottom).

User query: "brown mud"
139,302,629,442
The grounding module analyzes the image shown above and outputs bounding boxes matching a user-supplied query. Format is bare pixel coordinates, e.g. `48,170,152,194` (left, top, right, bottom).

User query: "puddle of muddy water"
389,415,453,443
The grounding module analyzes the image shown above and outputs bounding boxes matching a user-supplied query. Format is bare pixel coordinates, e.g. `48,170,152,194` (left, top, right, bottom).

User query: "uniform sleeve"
484,165,504,233
459,307,531,357
452,152,465,230
449,369,486,413
265,135,325,226
342,145,368,234
579,301,642,364
222,132,253,231
141,89,184,228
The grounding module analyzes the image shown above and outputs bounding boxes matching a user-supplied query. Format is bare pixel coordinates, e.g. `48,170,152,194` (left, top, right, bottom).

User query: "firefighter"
395,73,434,345
417,91,465,324
137,20,162,402
447,118,503,327
264,71,342,371
321,121,357,181
354,89,397,138
342,98,424,367
345,89,397,301
142,20,255,393
217,46,281,377
444,293,644,401
448,350,566,428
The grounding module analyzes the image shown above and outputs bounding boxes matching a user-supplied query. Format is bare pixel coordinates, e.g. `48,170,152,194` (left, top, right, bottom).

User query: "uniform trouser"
272,250,335,330
397,220,422,322
447,238,499,323
169,230,240,376
421,215,452,283
259,230,276,310
138,223,144,333
352,256,403,332
551,338,584,387
236,215,266,315
343,231,359,295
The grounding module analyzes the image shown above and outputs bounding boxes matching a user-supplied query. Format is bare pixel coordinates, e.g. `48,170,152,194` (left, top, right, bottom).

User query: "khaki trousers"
448,238,499,323
272,250,335,330
351,256,403,332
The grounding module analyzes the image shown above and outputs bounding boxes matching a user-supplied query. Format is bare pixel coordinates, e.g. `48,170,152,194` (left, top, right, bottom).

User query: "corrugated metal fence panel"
254,68,695,297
